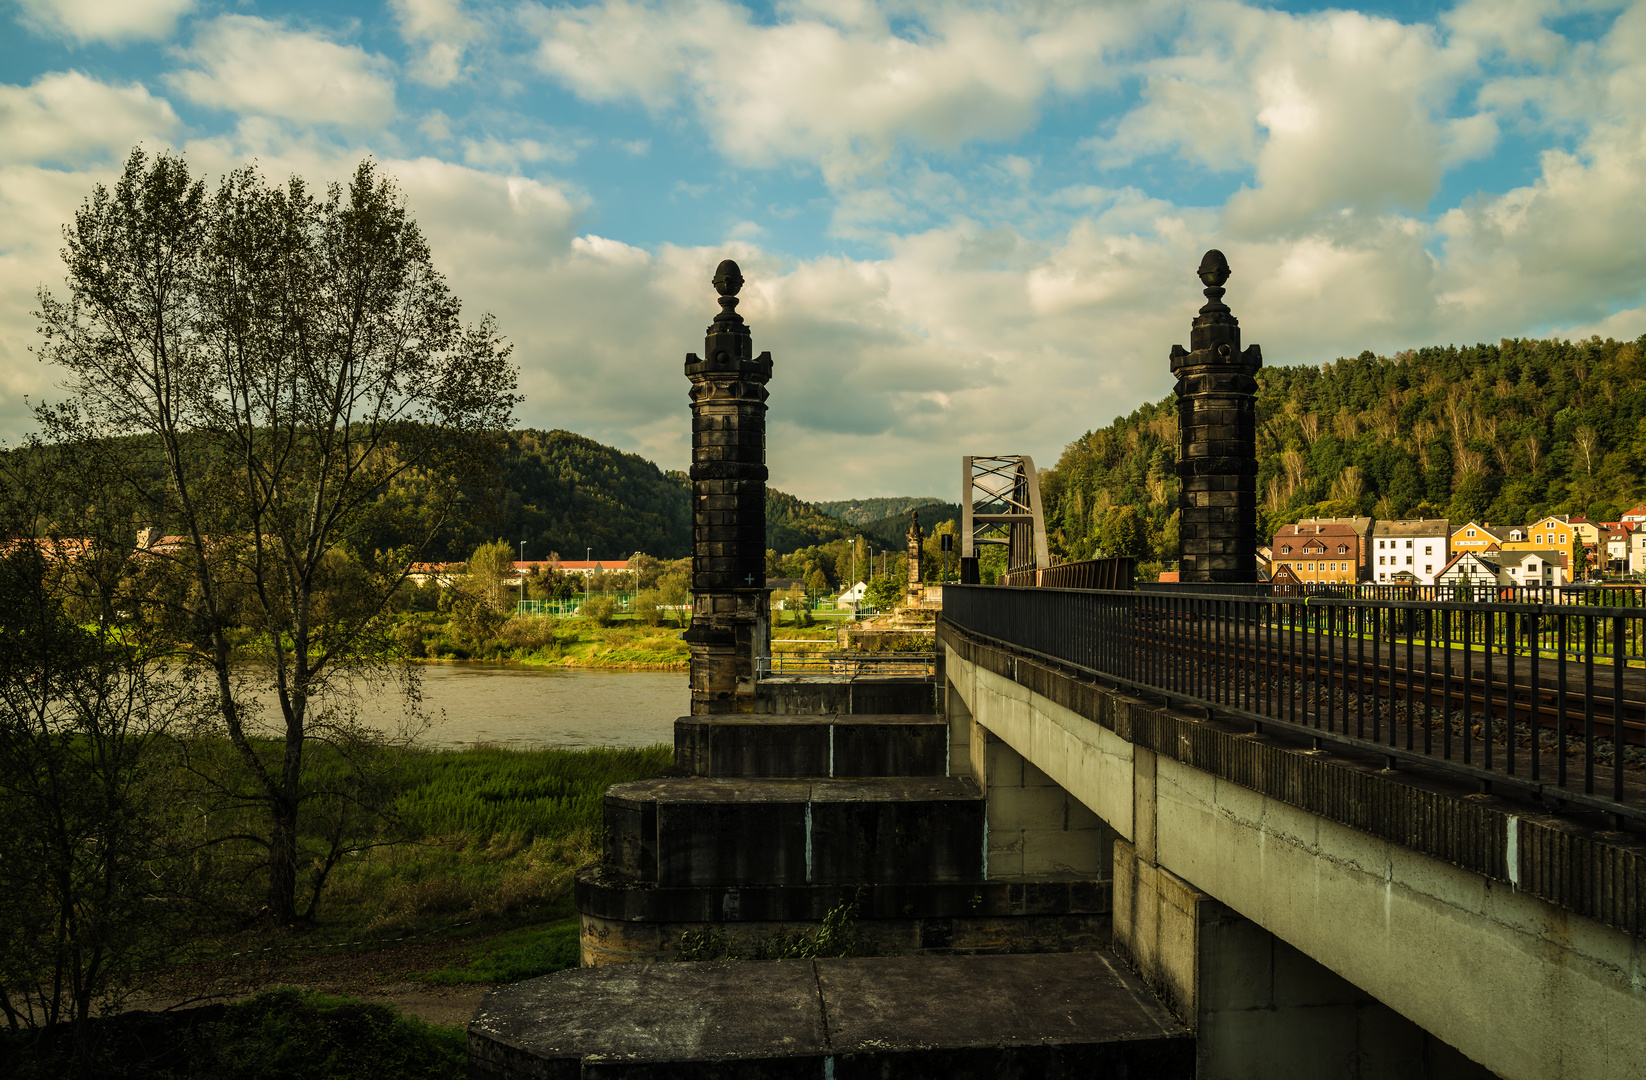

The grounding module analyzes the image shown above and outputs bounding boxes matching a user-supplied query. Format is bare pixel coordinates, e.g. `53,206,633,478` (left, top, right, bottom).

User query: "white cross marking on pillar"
745,573,756,584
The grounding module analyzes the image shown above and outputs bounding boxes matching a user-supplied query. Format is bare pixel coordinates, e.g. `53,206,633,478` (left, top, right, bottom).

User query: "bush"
580,594,616,627
634,589,664,626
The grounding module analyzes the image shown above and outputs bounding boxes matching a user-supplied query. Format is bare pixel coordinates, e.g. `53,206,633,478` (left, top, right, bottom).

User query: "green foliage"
440,430,692,562
1042,336,1646,559
863,575,902,610
580,594,616,627
395,744,670,842
193,989,466,1080
767,490,857,550
813,497,945,525
418,918,581,984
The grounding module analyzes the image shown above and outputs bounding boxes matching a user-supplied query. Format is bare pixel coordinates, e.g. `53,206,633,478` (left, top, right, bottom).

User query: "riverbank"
133,743,671,1016
397,613,690,670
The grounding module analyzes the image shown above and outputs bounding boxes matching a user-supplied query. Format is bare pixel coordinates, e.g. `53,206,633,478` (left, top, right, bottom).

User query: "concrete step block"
674,715,949,778
470,953,1194,1079
602,777,985,888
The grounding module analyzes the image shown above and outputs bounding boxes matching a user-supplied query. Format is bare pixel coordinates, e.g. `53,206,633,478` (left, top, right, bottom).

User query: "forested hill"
1041,335,1646,571
814,496,945,525
448,429,693,562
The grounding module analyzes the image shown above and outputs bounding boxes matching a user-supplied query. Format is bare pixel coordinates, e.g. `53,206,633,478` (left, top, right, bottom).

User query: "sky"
1,0,1643,501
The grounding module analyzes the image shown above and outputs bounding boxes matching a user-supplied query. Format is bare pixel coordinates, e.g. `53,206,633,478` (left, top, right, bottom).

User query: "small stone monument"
906,509,924,606
1170,250,1262,584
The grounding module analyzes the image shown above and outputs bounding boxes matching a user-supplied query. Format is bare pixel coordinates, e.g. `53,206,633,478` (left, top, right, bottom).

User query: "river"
349,664,686,750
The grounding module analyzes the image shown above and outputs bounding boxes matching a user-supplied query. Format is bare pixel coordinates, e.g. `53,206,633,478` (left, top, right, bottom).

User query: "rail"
759,651,936,678
944,585,1646,825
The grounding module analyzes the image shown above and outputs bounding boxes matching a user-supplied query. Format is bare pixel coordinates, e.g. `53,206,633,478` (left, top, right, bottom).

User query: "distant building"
1600,522,1634,575
1272,521,1361,584
1450,522,1509,554
1498,549,1568,587
1622,503,1646,525
1295,516,1372,579
1500,516,1576,579
1369,519,1450,586
1435,550,1502,590
1268,563,1302,597
835,581,868,610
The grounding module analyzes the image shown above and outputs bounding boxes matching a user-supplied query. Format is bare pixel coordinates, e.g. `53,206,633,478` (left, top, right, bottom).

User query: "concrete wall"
946,638,1646,1080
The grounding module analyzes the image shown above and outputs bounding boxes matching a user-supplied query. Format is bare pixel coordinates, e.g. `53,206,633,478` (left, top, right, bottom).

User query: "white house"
1435,551,1503,591
1369,518,1451,586
1498,550,1568,587
835,581,869,611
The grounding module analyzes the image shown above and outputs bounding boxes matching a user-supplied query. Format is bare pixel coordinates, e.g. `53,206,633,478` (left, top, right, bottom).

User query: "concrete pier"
469,952,1193,1079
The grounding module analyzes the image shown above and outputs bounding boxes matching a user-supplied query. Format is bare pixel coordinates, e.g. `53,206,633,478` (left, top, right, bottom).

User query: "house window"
1468,529,1476,537
1424,545,1432,554
1379,556,1385,565
1405,540,1413,548
1560,534,1567,543
1425,564,1433,573
1535,534,1543,544
1378,540,1385,549
1281,544,1290,555
1406,557,1413,565
1338,545,1348,554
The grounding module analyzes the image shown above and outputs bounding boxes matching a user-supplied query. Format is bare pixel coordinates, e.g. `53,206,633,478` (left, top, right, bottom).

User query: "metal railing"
759,651,936,678
944,585,1645,824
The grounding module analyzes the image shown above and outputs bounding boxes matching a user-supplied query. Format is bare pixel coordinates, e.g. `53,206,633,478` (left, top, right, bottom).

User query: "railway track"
1152,618,1646,749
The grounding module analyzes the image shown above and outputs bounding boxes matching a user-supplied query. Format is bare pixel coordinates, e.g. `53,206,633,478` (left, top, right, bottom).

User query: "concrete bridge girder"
943,632,1646,1080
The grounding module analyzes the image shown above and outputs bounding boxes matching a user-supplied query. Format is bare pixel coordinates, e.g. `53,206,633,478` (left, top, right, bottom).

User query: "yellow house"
1499,515,1579,577
1450,522,1509,553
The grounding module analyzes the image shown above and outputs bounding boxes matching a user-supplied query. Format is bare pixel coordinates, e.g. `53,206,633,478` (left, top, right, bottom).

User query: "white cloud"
14,0,194,44
393,0,480,87
1097,6,1493,235
527,0,1154,185
166,15,396,130
0,72,179,166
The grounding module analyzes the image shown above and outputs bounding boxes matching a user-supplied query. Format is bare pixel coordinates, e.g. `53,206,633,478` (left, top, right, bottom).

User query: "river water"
351,664,686,750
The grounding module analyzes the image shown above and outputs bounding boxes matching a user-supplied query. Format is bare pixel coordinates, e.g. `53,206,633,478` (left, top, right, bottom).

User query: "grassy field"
318,743,672,934
399,612,690,669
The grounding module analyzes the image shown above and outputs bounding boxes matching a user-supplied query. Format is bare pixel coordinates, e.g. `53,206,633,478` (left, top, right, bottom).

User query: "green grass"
416,918,581,984
317,744,672,932
396,744,672,841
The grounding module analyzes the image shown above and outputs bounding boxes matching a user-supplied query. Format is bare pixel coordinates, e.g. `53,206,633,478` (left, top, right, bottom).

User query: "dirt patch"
130,933,506,1028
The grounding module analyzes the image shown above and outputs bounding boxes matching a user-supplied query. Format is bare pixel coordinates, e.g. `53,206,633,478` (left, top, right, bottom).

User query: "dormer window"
1338,545,1348,555
1281,544,1290,555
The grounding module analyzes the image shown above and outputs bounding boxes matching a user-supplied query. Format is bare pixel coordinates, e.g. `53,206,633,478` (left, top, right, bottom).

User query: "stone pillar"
683,260,772,713
906,509,924,605
1171,250,1262,585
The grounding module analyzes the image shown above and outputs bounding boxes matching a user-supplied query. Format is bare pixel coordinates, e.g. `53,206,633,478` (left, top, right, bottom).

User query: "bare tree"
33,149,518,922
1573,425,1600,476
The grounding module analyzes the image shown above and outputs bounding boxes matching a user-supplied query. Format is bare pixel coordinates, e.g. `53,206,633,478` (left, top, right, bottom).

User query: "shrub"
580,594,616,626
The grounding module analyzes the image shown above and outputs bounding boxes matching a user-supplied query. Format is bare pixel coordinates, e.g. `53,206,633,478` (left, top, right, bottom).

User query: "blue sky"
2,0,1643,500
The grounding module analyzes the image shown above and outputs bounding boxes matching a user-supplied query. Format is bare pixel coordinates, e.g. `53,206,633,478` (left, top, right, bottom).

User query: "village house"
1600,522,1633,575
1435,550,1503,592
1499,515,1578,579
835,580,869,610
1271,521,1362,584
1369,519,1449,585
1295,516,1372,579
1449,521,1509,554
1621,503,1646,525
1268,562,1303,597
1498,549,1568,587
1567,516,1600,548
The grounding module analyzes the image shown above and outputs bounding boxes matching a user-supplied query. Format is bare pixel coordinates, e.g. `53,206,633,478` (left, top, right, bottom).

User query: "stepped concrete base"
604,777,984,888
470,952,1193,1079
577,871,1111,965
675,714,948,778
754,676,937,715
